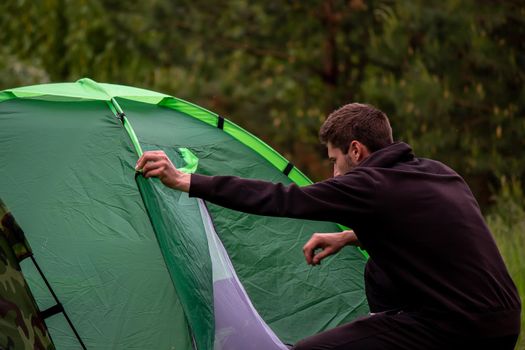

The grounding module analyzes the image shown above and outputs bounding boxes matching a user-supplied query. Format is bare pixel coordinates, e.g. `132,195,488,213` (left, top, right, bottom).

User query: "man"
136,103,521,349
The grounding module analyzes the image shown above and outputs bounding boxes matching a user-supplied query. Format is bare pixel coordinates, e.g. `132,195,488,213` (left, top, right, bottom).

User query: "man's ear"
349,141,370,162
348,141,359,161
347,141,355,153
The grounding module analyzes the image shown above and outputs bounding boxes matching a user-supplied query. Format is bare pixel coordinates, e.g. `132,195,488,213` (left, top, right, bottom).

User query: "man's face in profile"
327,142,356,177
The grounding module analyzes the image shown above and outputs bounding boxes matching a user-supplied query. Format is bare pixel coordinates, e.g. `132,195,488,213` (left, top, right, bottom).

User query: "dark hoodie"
189,142,521,337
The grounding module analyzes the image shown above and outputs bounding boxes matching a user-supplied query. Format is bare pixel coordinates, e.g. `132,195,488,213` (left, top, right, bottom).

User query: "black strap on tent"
217,115,225,129
31,255,87,350
283,162,294,176
40,303,64,319
116,112,125,123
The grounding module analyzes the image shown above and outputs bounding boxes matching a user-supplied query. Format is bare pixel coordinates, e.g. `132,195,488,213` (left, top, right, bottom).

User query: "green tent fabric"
135,157,214,350
0,78,369,349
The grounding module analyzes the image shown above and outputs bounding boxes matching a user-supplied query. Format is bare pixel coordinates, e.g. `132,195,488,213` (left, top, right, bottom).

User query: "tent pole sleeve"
122,116,143,157
106,99,143,157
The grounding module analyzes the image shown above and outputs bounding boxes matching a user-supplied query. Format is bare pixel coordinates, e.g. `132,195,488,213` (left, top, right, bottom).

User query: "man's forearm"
189,174,301,217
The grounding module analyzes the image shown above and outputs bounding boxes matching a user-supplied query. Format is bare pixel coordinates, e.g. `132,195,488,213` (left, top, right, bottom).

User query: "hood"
357,142,414,169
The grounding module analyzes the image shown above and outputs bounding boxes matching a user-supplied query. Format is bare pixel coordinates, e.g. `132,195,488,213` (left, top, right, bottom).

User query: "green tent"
0,78,369,349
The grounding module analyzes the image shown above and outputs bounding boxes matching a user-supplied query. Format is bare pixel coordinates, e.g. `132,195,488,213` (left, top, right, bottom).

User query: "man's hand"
135,151,191,192
303,230,359,266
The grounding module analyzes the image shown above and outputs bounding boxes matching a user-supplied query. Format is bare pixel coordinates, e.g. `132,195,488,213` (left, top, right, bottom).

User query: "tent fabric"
0,79,369,349
135,148,214,350
0,79,169,104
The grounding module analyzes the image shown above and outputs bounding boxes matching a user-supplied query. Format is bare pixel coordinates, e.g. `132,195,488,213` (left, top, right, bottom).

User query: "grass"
487,178,524,350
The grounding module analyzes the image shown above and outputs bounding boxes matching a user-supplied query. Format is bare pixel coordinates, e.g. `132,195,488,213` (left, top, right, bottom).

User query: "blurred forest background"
1,0,524,347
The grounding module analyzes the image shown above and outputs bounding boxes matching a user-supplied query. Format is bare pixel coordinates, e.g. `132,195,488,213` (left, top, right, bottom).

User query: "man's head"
319,103,393,176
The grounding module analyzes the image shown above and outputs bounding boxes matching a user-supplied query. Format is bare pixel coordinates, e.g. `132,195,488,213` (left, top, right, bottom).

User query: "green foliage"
362,1,525,204
487,178,525,349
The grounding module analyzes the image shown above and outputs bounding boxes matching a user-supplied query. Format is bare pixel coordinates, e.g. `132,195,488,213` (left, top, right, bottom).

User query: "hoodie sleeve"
189,172,377,226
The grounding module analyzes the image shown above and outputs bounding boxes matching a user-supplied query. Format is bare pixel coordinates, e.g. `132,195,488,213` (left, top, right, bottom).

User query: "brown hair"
319,103,393,153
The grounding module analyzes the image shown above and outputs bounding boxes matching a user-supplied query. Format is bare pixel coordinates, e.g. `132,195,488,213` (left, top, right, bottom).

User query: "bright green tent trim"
159,97,218,127
0,91,17,103
179,148,199,174
1,78,169,104
286,168,310,187
3,80,107,100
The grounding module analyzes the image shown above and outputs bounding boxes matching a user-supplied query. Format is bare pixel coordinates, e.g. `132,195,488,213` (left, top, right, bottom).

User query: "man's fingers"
143,167,164,179
142,162,164,178
136,151,168,171
303,241,318,265
133,150,190,192
312,248,333,265
303,243,315,265
303,234,323,265
141,160,166,176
